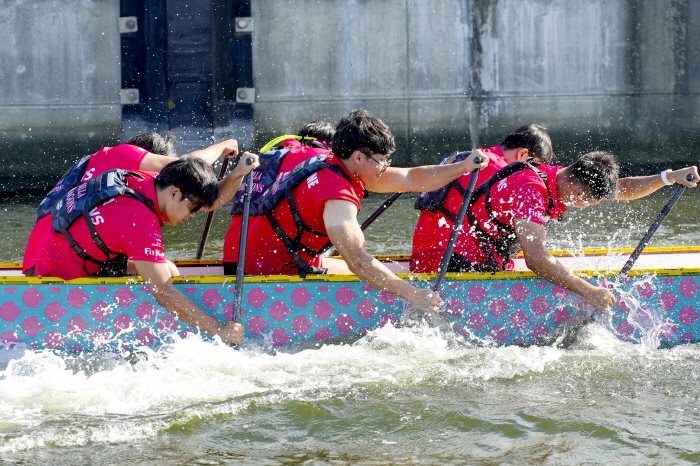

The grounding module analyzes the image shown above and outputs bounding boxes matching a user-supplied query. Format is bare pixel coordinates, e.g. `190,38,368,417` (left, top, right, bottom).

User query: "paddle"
618,173,694,276
325,192,403,257
195,155,234,259
232,157,256,323
432,156,482,293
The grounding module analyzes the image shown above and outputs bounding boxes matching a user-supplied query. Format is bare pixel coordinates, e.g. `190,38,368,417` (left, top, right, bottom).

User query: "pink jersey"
222,138,332,263
244,156,364,275
33,175,168,280
23,145,149,274
457,164,567,270
410,146,508,273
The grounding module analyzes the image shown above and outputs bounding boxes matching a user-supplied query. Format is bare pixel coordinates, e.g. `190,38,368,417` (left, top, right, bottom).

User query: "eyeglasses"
183,195,203,213
366,153,392,173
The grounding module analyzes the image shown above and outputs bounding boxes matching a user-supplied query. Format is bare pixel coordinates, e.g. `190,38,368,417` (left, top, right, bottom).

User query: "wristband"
660,169,673,186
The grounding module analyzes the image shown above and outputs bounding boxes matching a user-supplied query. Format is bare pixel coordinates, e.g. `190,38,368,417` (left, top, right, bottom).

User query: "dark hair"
500,124,554,164
332,109,396,159
298,120,336,145
568,151,619,200
154,156,219,206
126,132,177,157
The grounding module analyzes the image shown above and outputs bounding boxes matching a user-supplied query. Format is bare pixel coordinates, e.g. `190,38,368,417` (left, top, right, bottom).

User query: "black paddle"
432,156,482,293
195,155,233,260
618,173,694,276
232,157,256,323
326,192,403,257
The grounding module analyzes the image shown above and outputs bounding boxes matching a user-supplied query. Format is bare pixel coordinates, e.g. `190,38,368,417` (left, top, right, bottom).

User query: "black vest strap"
466,161,555,271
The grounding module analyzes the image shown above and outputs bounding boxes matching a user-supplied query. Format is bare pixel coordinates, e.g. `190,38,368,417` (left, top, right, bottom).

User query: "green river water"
1,180,700,465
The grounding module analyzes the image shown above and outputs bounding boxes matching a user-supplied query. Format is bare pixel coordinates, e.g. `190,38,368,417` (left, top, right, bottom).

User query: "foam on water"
3,305,691,455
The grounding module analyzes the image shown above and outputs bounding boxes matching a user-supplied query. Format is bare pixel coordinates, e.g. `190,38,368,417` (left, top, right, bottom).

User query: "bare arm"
201,152,261,212
366,150,488,193
323,199,442,313
133,260,244,344
136,139,241,172
616,166,698,201
187,139,240,165
514,218,616,313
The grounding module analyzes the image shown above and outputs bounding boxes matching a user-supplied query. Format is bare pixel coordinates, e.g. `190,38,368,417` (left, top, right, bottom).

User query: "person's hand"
465,149,489,172
221,139,239,158
667,166,699,187
584,286,616,313
217,321,244,345
410,287,443,314
233,152,260,177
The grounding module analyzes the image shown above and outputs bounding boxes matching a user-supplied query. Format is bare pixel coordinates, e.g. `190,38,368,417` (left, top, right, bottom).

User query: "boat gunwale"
1,245,698,285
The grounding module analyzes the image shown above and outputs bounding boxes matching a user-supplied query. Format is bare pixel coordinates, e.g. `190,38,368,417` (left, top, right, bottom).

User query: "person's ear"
518,149,529,161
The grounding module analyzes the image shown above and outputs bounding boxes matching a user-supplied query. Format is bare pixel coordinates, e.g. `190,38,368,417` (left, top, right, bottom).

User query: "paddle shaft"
325,192,404,257
432,157,482,292
195,156,232,259
360,192,403,230
619,173,693,276
233,158,255,322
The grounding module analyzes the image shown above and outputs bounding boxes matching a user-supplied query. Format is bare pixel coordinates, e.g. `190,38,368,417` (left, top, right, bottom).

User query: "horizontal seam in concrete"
255,91,700,103
0,104,120,109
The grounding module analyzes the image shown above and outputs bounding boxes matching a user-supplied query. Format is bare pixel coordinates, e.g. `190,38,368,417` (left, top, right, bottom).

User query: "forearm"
370,164,467,193
616,175,665,201
345,252,424,302
153,285,225,337
188,142,229,165
525,252,596,297
211,172,245,210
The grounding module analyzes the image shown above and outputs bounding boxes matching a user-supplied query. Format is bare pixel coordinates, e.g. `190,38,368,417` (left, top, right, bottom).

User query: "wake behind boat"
1,246,699,351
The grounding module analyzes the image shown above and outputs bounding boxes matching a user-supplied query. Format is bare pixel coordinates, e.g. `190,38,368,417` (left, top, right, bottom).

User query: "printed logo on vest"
307,173,320,188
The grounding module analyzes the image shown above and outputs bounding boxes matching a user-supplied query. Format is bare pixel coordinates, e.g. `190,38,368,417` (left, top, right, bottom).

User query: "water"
2,183,700,464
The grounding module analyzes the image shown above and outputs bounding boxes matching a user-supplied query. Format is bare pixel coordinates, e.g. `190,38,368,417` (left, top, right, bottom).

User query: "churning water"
1,186,700,464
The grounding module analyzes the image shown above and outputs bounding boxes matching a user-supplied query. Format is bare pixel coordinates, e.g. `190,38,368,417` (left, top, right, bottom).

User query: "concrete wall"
0,0,121,192
251,0,700,169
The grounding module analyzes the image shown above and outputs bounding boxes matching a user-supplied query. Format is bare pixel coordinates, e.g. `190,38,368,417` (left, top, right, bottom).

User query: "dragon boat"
1,246,699,351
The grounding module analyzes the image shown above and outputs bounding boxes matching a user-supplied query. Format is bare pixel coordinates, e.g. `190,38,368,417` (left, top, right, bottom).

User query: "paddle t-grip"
246,157,254,165
473,155,482,164
687,173,694,182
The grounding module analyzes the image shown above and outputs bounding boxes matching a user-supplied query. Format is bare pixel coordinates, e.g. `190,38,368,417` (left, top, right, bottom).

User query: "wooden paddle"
432,156,482,293
232,157,256,322
618,173,693,276
195,155,234,260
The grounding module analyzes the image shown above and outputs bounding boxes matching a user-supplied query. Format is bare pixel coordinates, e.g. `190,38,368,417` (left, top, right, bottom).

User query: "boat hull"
1,264,699,350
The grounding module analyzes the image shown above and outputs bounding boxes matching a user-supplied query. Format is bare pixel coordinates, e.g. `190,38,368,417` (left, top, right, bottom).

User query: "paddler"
411,124,555,273
243,109,488,314
29,154,259,345
23,133,242,277
412,149,698,313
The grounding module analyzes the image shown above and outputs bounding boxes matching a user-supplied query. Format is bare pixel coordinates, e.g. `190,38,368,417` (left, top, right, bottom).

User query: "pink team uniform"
453,164,567,270
33,175,167,280
23,144,149,275
410,146,508,273
244,155,364,275
222,138,333,263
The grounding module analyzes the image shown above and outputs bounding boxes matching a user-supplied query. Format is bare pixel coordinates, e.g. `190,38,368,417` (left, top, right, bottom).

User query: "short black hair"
500,124,554,164
126,132,178,157
298,120,336,145
568,151,619,200
332,109,396,159
154,156,218,206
